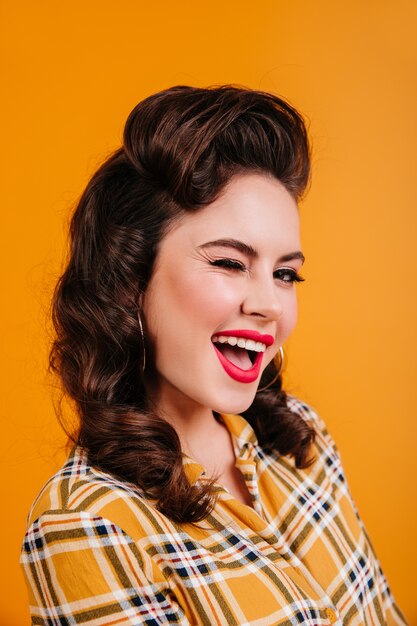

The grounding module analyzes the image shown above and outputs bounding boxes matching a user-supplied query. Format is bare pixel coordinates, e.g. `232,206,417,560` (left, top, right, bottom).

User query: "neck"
144,378,223,458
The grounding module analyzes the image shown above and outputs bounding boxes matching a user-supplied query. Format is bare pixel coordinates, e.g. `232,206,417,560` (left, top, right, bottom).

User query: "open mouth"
211,333,271,384
212,335,265,371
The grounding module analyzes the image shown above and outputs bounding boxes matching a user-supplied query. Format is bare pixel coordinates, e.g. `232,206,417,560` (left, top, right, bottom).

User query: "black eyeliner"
210,258,245,270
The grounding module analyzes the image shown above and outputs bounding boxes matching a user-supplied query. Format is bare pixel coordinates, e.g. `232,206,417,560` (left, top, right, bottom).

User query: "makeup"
212,329,274,346
142,172,300,415
211,329,274,383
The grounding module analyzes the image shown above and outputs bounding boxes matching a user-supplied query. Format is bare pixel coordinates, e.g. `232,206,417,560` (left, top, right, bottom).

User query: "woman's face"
142,172,304,417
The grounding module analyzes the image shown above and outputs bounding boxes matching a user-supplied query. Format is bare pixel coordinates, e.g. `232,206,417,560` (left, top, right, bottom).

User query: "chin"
210,388,257,416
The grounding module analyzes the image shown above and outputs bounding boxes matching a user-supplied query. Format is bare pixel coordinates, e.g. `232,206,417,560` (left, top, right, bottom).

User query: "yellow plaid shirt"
21,396,407,625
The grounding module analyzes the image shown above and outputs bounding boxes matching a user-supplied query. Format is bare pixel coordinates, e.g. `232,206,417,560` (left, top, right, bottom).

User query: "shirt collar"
182,412,258,486
218,412,258,450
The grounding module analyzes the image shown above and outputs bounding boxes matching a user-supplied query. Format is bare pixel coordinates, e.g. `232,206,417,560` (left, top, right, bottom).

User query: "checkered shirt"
20,395,407,625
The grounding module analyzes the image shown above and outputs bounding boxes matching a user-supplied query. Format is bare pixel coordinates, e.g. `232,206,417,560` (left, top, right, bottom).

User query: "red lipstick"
211,329,274,383
212,344,264,382
213,329,274,346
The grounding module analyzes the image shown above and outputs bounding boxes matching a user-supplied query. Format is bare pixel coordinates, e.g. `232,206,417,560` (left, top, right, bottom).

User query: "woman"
21,85,407,625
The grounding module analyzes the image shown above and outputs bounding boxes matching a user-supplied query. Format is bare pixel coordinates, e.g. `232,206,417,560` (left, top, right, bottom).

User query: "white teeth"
212,335,266,352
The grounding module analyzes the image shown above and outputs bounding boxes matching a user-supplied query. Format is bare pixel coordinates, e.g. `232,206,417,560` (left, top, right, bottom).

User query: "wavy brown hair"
50,84,315,523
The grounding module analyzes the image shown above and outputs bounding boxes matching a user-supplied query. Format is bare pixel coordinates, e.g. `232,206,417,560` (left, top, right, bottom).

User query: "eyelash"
210,259,305,284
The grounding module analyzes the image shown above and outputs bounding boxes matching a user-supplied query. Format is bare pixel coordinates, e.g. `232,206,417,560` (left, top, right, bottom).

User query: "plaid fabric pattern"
21,396,407,625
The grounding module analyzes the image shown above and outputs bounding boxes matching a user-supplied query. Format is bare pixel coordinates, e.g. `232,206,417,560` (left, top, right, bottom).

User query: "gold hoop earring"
137,311,146,373
257,346,284,392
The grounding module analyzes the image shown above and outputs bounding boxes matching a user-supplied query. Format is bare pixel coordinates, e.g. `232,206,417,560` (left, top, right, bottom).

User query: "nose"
240,273,283,321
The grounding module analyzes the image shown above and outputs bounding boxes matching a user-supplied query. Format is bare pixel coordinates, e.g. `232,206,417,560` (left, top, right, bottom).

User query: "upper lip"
211,329,274,346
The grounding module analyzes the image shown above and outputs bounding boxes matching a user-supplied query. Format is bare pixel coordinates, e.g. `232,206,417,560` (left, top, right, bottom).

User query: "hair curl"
50,84,315,523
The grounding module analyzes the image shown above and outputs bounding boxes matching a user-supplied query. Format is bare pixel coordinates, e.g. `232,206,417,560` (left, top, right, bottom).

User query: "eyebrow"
198,238,305,264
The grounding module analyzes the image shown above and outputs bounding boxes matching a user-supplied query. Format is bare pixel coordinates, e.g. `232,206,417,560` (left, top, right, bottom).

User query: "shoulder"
284,393,337,448
26,445,164,543
285,393,328,434
284,393,344,471
21,446,180,597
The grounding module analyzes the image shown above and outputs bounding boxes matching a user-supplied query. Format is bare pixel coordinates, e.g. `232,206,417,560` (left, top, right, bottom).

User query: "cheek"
144,268,244,355
167,271,241,325
280,292,298,342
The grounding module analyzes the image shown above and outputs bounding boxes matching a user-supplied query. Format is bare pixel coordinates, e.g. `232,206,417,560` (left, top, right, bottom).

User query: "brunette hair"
50,84,315,523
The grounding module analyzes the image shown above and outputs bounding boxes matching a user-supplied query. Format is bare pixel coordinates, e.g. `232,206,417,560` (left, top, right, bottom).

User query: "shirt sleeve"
20,510,191,625
287,396,408,626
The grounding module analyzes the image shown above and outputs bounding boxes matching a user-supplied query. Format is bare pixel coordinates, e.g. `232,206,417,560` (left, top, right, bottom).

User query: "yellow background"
1,1,416,623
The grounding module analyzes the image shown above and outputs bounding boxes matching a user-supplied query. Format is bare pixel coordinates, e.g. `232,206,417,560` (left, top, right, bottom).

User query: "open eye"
274,268,305,284
210,258,246,271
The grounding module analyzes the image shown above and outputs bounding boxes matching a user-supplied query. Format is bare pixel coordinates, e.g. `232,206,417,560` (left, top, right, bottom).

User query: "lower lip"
212,343,264,383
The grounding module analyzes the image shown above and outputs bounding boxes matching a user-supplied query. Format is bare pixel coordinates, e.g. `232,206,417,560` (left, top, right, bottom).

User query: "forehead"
165,173,301,251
